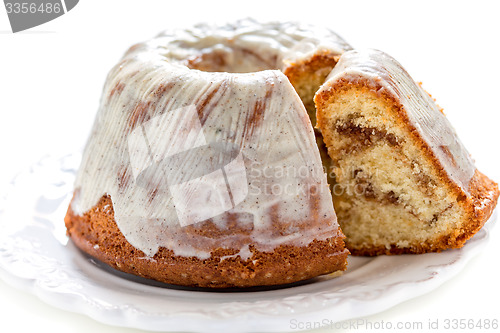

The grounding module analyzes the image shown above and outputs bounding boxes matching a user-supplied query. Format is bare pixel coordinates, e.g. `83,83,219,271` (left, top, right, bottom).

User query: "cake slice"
315,49,499,255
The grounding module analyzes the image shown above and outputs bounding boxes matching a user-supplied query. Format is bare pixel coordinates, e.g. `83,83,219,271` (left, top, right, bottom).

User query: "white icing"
144,19,352,72
321,49,476,192
220,244,252,262
73,20,350,259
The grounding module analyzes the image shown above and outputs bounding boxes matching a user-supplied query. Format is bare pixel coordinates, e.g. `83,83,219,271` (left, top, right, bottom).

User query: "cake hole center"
185,47,280,73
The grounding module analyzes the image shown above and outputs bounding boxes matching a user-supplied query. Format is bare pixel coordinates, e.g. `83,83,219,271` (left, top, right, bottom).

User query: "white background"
0,1,499,332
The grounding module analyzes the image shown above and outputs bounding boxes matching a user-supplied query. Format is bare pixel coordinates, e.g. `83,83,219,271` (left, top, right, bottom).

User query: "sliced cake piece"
315,49,499,255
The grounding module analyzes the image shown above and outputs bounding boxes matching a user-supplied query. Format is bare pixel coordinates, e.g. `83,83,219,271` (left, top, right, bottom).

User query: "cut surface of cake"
315,49,499,255
65,20,351,288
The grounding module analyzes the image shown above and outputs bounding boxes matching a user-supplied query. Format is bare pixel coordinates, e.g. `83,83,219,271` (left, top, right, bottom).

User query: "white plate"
0,154,495,333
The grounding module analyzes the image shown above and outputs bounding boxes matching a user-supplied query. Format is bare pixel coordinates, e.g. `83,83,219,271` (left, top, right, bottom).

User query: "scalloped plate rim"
0,154,495,333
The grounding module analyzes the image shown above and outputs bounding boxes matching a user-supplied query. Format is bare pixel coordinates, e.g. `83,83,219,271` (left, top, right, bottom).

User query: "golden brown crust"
316,79,499,256
65,195,349,288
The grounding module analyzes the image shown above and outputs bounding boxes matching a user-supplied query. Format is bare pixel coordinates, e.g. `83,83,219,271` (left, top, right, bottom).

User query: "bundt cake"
315,49,499,255
65,20,498,288
65,20,352,288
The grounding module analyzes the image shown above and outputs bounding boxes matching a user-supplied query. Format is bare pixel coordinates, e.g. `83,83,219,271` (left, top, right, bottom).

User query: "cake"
66,21,498,288
315,49,499,255
64,20,352,288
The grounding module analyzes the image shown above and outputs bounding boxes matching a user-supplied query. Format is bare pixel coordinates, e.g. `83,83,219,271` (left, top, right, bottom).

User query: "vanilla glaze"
72,20,351,259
